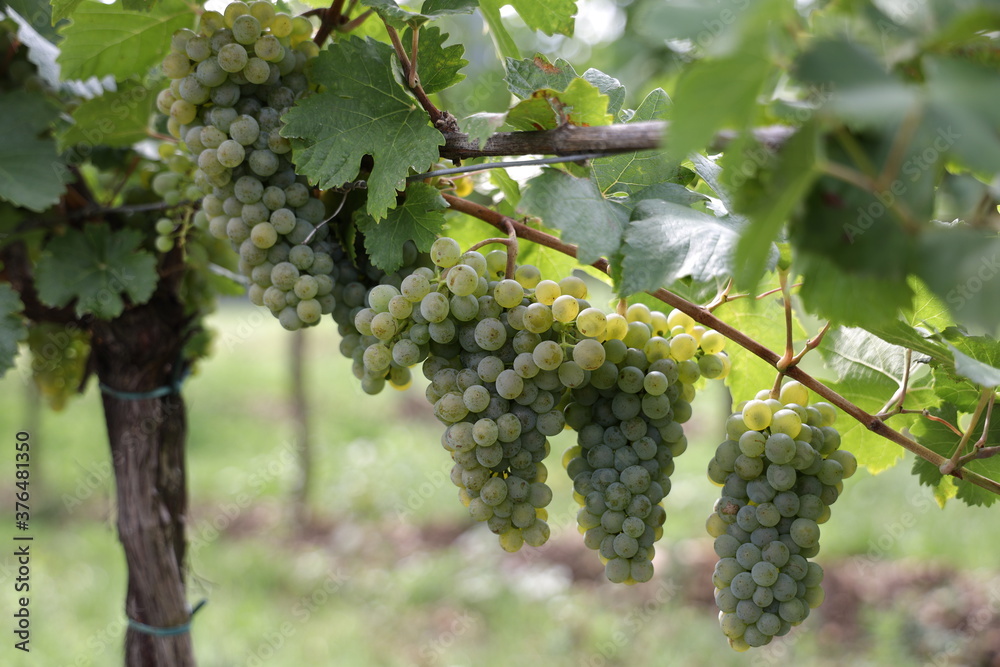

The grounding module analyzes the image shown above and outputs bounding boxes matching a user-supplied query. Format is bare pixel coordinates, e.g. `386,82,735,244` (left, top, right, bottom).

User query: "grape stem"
940,389,994,475
704,281,804,311
383,23,456,131
617,298,627,317
408,25,419,89
465,232,518,280
875,348,913,418
442,193,1000,498
310,0,345,47
337,9,374,32
775,270,795,373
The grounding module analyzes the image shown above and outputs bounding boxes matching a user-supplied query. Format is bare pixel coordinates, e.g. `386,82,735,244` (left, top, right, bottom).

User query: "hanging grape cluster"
560,307,730,583
158,1,342,331
706,381,856,650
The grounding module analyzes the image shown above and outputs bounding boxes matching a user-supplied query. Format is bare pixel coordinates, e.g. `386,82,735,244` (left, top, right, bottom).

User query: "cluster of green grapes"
342,237,579,551
158,1,338,331
148,142,205,253
560,307,731,583
706,381,856,650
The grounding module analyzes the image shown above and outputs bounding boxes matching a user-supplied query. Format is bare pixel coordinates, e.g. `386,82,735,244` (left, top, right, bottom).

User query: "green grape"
551,294,579,323
514,264,541,288
572,339,606,371
446,264,479,296
217,43,249,72
494,279,524,308
575,307,606,338
431,237,461,267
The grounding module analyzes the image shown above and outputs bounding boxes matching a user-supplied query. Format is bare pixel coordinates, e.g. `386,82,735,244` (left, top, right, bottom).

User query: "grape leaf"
932,367,982,414
402,25,467,95
591,88,676,198
820,326,938,472
477,0,519,60
362,0,478,28
505,77,612,131
51,0,85,24
281,37,444,221
915,227,1000,335
947,341,1000,388
122,0,158,11
56,0,192,81
734,122,820,291
505,55,625,115
795,39,921,128
59,81,154,149
0,90,70,212
459,113,507,149
504,0,576,37
619,199,742,297
668,52,771,161
911,403,1000,507
35,224,158,319
518,168,628,265
505,55,583,98
355,182,447,273
0,284,26,379
796,253,914,330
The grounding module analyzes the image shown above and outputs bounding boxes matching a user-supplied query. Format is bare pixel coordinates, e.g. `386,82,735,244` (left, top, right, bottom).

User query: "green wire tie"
128,599,207,637
99,366,189,401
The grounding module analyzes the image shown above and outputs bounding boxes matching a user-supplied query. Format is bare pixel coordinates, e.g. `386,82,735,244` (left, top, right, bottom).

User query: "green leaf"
403,25,467,95
932,367,982,414
0,284,27,379
0,90,70,212
820,326,938,472
915,227,1000,335
52,0,86,24
459,113,507,148
501,0,576,37
506,55,579,98
734,122,820,291
592,88,679,198
122,0,159,10
477,0,520,60
506,77,612,131
796,253,914,330
362,0,478,28
355,182,448,273
911,403,1000,507
59,81,154,149
947,341,1000,389
281,37,444,221
668,52,771,160
490,168,521,210
925,57,1000,174
619,199,741,296
56,0,192,82
421,0,480,14
518,168,627,265
794,39,920,128
34,224,158,319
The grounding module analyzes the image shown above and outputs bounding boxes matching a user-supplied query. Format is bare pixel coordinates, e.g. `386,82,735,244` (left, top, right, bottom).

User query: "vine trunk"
91,293,194,667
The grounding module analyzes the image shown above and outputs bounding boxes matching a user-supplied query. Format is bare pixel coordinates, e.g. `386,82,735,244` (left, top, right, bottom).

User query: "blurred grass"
0,301,995,667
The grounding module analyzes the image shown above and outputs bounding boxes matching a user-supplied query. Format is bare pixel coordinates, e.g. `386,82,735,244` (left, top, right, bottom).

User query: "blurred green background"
1,302,998,667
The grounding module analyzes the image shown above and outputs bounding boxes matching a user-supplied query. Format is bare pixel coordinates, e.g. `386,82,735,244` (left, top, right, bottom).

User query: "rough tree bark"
90,288,195,667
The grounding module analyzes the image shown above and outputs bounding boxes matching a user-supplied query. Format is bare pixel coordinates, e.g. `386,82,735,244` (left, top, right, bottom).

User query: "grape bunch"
341,237,580,550
148,142,204,253
706,381,857,650
158,1,339,331
561,307,731,583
